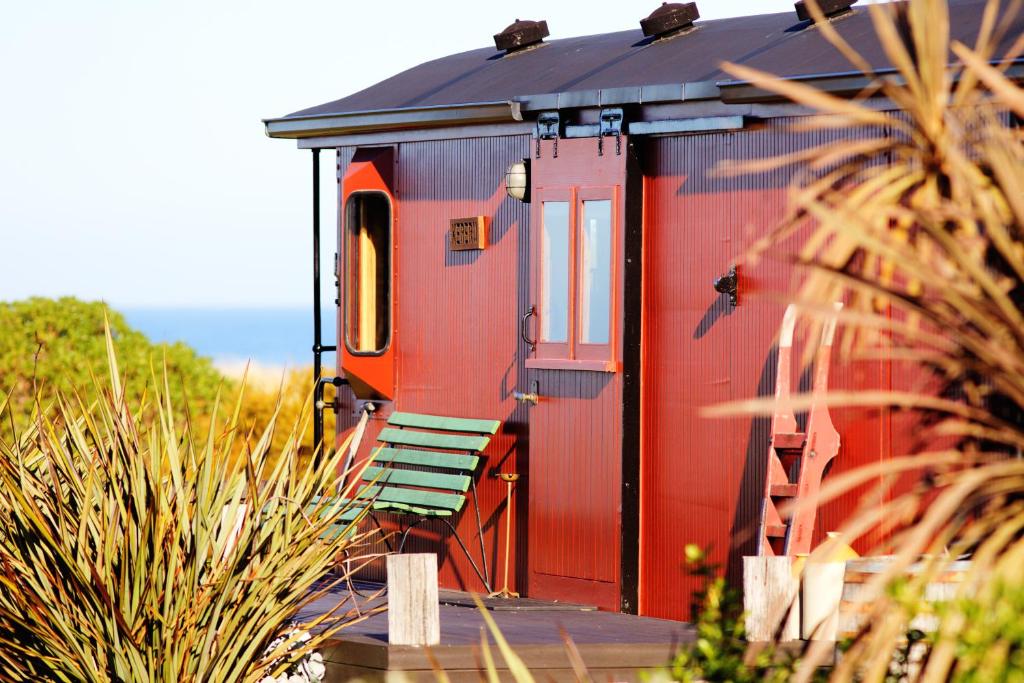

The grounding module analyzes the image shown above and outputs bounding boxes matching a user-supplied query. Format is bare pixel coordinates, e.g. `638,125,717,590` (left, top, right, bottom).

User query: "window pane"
540,201,570,343
579,199,611,345
344,192,391,353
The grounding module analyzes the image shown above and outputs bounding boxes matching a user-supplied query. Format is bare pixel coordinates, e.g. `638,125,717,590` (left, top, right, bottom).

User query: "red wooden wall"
328,120,916,618
639,120,906,620
334,135,533,594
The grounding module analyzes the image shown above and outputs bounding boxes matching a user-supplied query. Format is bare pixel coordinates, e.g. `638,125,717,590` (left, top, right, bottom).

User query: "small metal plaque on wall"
449,216,488,251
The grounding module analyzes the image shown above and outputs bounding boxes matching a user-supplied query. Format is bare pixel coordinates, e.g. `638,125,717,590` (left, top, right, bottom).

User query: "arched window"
344,191,391,354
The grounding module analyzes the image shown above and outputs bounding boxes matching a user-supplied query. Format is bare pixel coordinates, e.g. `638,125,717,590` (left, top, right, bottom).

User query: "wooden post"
743,556,800,642
801,562,845,641
387,554,440,646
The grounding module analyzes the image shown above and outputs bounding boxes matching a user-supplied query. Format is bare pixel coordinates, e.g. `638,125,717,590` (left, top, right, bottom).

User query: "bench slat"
363,466,471,493
357,485,465,512
388,412,500,435
371,501,453,517
378,427,490,453
319,500,455,518
374,447,479,472
309,496,457,535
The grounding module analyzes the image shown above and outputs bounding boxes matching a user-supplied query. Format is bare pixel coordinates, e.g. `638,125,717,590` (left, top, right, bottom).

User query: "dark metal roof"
289,1,1010,114
266,0,1021,138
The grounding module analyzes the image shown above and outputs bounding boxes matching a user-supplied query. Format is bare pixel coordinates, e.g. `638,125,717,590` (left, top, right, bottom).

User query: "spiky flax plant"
0,328,377,682
709,0,1024,680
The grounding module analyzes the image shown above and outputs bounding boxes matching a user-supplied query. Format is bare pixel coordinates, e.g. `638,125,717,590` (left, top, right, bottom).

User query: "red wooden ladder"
758,303,842,557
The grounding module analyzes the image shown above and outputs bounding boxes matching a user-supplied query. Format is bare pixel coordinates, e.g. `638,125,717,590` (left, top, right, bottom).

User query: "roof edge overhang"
718,59,1024,103
265,58,1024,140
264,101,523,139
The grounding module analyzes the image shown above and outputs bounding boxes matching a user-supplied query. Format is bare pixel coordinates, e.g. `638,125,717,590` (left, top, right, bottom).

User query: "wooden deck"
299,583,695,681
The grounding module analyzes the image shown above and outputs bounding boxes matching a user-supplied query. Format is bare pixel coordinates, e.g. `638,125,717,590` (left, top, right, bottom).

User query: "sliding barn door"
523,137,629,610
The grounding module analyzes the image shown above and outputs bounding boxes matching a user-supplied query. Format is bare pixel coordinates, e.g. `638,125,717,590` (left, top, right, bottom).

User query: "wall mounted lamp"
504,159,530,202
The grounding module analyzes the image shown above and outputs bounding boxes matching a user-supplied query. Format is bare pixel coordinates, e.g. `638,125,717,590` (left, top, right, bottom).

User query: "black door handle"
521,305,537,351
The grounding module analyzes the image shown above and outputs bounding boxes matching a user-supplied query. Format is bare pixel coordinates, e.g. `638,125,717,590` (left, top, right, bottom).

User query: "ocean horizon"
122,307,337,369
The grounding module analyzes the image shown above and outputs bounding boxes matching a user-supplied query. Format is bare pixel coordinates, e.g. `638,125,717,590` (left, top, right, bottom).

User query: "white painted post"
802,561,843,643
743,556,800,642
801,562,846,641
387,554,440,646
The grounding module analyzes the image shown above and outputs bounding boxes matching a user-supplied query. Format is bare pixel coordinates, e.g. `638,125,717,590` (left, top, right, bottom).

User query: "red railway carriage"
264,0,1022,620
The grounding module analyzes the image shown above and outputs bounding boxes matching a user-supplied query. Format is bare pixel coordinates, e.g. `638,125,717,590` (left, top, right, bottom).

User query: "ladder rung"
770,483,799,497
773,432,806,450
765,524,788,538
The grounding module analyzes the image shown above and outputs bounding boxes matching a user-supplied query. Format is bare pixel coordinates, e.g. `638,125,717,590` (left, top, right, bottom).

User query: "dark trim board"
265,101,523,139
619,142,644,614
718,59,1024,103
295,122,534,149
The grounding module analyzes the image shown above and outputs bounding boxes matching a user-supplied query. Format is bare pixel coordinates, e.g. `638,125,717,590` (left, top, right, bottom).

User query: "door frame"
618,143,644,614
521,136,645,612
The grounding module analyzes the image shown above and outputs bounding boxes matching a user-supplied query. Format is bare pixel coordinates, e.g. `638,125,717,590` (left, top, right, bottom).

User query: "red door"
640,135,748,618
524,137,629,610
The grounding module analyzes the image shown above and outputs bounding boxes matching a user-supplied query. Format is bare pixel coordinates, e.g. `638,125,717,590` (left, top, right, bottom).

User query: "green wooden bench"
322,410,500,592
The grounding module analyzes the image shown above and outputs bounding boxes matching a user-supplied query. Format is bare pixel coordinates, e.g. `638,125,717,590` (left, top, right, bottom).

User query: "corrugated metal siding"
334,136,532,593
328,119,916,616
640,120,896,620
527,369,622,604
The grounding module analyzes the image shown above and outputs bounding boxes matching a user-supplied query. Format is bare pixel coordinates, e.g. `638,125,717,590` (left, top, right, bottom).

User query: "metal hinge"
535,111,560,158
714,264,739,307
334,251,342,306
598,108,624,156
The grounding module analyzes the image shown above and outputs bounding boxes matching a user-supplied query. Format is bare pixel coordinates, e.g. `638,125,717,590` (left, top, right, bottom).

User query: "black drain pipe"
311,148,343,467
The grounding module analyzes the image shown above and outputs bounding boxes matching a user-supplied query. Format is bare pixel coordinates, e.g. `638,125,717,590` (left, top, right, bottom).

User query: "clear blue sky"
0,0,797,309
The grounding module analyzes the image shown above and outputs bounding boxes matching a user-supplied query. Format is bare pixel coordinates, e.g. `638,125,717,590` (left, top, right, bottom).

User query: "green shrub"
651,546,804,683
885,576,1024,682
0,297,223,444
0,297,340,461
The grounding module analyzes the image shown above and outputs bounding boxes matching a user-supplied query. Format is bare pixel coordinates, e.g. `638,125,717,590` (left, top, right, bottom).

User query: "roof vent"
795,0,857,22
494,19,549,53
640,2,700,38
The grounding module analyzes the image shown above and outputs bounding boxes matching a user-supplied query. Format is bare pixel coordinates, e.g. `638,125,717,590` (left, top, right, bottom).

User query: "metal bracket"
713,264,739,306
535,111,560,159
315,375,347,412
598,107,624,156
513,379,540,405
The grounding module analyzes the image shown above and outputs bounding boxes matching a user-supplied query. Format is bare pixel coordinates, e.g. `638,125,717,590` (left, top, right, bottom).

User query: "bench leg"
469,478,491,591
438,517,492,594
395,516,492,593
396,516,428,553
368,512,394,553
341,548,364,615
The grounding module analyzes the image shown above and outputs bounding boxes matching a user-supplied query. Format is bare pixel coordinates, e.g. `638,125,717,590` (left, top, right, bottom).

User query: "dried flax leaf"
953,41,1024,115
472,595,535,683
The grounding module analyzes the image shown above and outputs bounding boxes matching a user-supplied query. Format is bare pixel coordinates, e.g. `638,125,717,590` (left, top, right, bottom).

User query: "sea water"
122,308,336,369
